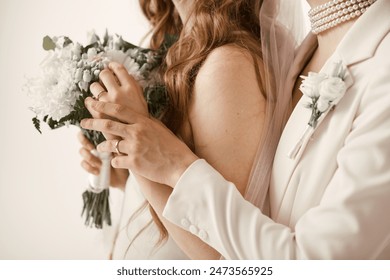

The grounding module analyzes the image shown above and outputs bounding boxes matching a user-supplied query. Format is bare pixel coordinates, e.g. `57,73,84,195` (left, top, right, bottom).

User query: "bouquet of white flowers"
26,31,173,228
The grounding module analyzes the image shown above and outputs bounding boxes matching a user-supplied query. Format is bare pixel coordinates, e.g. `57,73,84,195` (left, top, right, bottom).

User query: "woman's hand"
78,131,129,190
88,61,148,140
78,131,102,176
80,98,198,187
81,61,146,190
90,62,148,117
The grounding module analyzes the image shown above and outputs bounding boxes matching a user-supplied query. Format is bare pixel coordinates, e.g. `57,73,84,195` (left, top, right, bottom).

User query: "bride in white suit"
82,0,390,259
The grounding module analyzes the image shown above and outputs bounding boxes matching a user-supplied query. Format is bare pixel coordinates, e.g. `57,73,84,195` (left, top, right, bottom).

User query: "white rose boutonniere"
300,61,347,128
288,61,347,159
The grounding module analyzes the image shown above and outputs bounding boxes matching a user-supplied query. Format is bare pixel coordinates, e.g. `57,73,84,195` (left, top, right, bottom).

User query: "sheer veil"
244,0,309,211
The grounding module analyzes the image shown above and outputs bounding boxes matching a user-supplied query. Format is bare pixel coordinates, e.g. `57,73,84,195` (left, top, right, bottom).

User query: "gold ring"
96,90,106,100
114,139,123,155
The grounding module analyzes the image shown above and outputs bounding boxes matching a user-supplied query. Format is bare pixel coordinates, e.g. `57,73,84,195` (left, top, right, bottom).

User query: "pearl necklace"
309,0,377,34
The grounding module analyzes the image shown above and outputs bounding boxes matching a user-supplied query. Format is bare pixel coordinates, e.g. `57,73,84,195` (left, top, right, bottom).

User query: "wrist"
169,152,199,188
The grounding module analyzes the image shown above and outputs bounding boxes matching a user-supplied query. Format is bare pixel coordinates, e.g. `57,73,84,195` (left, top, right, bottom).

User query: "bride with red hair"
80,0,279,259
83,0,390,259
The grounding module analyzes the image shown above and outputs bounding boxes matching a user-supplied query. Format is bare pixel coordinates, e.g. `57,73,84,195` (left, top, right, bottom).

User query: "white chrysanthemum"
26,49,81,121
103,50,141,80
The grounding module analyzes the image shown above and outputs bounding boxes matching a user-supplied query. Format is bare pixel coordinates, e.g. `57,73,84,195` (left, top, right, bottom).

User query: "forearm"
135,175,221,260
163,159,285,259
163,139,390,259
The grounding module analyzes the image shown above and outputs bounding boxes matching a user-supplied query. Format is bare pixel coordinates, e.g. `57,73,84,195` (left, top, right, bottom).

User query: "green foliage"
82,189,111,228
103,30,109,46
32,117,42,134
83,41,99,53
42,36,56,51
62,36,72,47
145,85,169,118
162,34,178,51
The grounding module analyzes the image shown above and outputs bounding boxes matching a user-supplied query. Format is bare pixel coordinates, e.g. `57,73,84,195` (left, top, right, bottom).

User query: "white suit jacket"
163,0,390,259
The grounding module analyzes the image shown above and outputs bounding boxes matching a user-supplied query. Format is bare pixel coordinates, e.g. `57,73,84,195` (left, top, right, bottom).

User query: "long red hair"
138,0,265,245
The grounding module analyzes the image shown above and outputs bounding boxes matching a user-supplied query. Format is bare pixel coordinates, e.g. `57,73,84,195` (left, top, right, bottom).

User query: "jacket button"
189,225,199,235
181,218,190,228
198,229,208,240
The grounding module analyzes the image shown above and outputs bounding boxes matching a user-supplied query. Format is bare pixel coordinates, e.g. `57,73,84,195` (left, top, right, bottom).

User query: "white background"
0,0,149,259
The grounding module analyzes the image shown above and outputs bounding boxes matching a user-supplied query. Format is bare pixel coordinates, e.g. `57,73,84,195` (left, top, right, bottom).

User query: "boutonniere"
288,61,347,159
300,61,347,128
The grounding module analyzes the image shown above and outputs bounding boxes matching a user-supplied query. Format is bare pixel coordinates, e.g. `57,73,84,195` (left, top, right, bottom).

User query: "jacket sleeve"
163,159,296,259
162,66,390,260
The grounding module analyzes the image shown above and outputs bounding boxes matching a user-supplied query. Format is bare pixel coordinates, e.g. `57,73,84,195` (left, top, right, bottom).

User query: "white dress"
111,172,189,259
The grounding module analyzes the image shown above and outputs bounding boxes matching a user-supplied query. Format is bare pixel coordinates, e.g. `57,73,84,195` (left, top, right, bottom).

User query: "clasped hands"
80,62,198,188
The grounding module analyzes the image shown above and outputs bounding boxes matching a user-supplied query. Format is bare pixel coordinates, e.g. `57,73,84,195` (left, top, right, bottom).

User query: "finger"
125,74,144,101
81,161,100,176
99,68,120,92
90,82,107,101
109,62,144,101
84,97,144,125
111,155,130,170
97,139,129,155
88,83,111,119
108,62,135,88
77,131,95,151
79,148,102,168
80,118,130,139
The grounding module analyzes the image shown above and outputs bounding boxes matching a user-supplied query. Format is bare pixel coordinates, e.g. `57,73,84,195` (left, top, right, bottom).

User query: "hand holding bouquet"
26,31,173,228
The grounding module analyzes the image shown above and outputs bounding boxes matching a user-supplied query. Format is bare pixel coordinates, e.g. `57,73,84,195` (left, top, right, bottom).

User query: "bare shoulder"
189,45,266,194
204,44,255,64
196,44,260,84
193,44,264,103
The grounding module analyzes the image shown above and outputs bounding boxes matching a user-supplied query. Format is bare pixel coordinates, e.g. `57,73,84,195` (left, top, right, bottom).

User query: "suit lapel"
271,0,390,222
272,56,354,222
270,35,317,219
275,34,317,162
287,58,354,160
284,34,318,105
336,0,390,66
285,0,390,162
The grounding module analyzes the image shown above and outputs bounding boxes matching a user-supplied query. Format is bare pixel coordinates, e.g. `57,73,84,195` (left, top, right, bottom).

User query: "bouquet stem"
82,189,111,228
80,130,112,229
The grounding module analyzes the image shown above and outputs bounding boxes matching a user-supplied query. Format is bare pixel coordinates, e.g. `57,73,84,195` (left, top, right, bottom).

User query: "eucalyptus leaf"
62,36,73,47
103,29,109,46
42,36,56,51
32,117,42,134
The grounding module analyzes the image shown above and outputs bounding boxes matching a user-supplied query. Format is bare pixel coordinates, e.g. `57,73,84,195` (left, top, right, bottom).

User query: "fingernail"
80,119,87,127
84,97,93,106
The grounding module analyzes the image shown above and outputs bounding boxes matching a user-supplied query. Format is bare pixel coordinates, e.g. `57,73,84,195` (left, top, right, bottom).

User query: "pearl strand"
309,0,377,34
309,0,344,17
310,0,365,23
